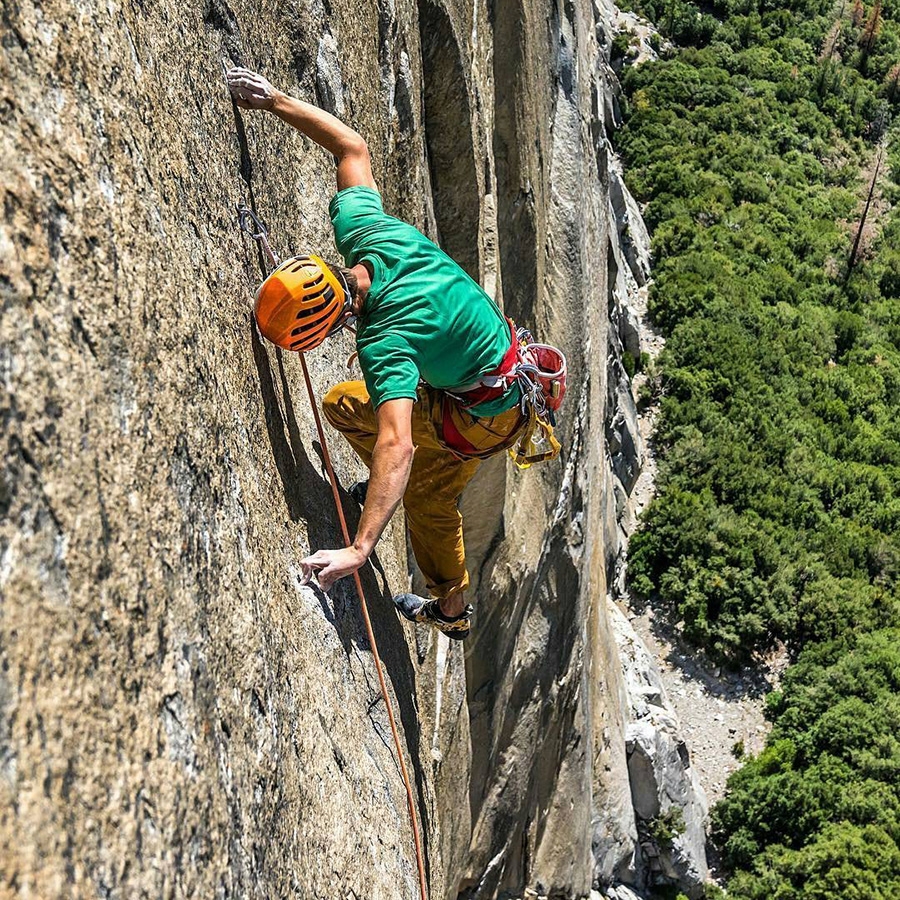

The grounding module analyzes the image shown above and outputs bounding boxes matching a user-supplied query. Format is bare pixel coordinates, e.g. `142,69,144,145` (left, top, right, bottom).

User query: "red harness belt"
449,318,519,409
439,396,481,456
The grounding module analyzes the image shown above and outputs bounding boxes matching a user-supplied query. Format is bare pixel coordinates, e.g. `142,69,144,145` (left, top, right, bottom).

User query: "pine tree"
886,62,900,102
852,0,865,27
859,0,882,62
819,20,842,62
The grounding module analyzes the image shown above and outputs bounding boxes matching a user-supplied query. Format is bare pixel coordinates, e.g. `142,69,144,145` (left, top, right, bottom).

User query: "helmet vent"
289,315,333,350
296,284,330,306
291,296,333,330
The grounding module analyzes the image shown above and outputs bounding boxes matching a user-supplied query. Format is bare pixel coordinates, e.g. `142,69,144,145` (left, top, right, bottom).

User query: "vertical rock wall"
455,1,632,896
1,0,698,898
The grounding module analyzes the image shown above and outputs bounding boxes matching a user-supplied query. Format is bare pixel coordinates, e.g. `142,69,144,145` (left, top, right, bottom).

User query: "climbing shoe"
393,594,473,641
348,479,369,506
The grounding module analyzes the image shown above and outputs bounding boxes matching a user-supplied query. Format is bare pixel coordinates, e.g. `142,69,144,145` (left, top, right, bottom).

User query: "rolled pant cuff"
426,575,470,600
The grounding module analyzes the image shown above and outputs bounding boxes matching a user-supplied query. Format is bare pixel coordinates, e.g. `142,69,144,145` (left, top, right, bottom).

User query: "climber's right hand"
226,67,279,110
300,546,368,592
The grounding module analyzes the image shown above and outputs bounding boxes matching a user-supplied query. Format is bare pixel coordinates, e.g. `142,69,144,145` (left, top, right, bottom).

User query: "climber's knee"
322,380,371,432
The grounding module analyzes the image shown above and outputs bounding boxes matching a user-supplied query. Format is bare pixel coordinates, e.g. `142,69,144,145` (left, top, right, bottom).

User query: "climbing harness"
447,320,567,418
237,204,428,900
443,318,567,468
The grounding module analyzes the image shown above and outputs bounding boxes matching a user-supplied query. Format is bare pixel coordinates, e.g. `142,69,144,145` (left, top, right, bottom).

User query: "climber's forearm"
270,91,362,159
226,68,375,189
352,436,414,558
298,435,411,591
270,92,376,190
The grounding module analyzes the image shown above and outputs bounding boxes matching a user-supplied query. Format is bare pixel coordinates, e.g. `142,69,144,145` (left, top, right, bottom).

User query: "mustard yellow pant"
322,381,524,599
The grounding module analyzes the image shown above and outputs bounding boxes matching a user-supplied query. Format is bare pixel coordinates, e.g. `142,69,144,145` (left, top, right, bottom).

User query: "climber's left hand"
301,546,368,591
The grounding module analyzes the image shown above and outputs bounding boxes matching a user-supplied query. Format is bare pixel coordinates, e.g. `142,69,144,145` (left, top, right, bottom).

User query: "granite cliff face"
2,0,703,897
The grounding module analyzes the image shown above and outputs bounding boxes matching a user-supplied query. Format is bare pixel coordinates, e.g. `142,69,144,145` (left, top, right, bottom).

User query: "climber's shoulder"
329,188,430,268
330,186,392,259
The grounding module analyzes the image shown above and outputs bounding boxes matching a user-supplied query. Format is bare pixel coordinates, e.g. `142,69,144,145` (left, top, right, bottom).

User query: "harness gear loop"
237,209,428,900
446,319,567,422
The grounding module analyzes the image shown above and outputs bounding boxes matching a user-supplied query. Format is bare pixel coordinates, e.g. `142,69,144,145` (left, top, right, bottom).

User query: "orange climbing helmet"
254,254,350,352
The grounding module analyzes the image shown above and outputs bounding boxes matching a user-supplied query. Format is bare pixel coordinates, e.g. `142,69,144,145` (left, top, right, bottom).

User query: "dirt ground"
624,601,787,805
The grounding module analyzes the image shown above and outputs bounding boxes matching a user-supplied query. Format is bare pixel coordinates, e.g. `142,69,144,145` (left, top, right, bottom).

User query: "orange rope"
298,353,428,900
236,204,426,896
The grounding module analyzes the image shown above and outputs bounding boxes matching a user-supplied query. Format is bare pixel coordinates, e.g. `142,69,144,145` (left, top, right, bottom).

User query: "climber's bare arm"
301,400,415,591
272,94,376,191
226,67,376,191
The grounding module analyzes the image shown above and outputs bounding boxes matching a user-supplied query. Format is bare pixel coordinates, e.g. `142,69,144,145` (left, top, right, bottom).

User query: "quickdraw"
236,203,279,268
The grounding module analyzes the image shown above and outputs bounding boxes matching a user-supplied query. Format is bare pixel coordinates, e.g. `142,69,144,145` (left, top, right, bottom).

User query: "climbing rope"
237,204,428,900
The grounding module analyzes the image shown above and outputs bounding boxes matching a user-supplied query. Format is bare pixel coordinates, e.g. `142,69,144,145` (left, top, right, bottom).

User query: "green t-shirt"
329,186,519,417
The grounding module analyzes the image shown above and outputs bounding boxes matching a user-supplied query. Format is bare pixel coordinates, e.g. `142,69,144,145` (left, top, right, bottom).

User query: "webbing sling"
237,205,428,900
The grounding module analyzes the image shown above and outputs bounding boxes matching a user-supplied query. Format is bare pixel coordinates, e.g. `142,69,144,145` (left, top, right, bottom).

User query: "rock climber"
227,67,563,641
